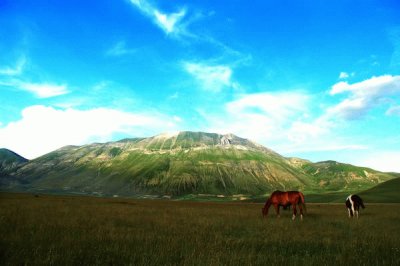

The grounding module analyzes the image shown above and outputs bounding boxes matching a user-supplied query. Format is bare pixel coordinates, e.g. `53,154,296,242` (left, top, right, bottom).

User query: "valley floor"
1,193,399,265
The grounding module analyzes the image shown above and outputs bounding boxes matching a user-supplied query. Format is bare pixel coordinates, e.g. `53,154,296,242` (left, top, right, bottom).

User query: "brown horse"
262,190,306,220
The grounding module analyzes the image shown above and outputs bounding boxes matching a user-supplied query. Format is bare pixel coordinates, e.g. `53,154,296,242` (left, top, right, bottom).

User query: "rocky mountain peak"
220,135,232,146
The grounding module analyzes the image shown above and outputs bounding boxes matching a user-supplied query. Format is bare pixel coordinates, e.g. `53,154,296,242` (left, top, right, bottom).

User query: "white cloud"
173,115,182,122
19,82,69,98
354,151,400,173
329,75,400,119
206,111,276,141
184,62,233,92
154,9,186,34
286,120,330,145
282,143,368,155
0,105,180,159
201,90,376,158
330,75,400,96
203,91,335,151
106,41,136,56
0,56,26,76
339,72,349,79
129,0,187,36
0,56,69,98
1,77,69,98
168,92,179,100
226,92,309,121
195,80,400,173
327,97,368,120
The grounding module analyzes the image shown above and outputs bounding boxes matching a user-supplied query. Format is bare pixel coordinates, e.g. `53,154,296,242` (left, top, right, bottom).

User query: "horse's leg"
292,204,297,220
274,204,280,218
298,204,303,220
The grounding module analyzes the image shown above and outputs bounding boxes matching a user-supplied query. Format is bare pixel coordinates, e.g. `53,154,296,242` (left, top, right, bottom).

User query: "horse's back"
287,191,303,199
349,194,365,208
271,190,284,195
269,191,286,203
269,190,305,203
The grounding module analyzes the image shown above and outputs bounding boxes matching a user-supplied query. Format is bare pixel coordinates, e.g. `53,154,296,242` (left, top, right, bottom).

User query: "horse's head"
261,207,268,217
262,198,272,217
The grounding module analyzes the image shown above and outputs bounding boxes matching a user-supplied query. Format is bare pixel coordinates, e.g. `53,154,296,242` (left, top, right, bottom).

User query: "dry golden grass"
1,192,399,265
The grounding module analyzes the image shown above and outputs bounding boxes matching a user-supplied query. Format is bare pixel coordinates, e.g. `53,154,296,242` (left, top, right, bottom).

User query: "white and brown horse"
345,194,365,218
262,190,306,220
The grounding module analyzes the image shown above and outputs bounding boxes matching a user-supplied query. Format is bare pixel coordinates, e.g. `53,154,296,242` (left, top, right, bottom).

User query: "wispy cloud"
200,89,376,156
0,56,26,76
338,72,349,79
353,151,400,172
184,62,236,92
128,0,187,36
168,91,179,100
330,75,400,95
0,105,181,159
226,92,309,121
328,75,400,119
154,9,186,34
19,82,69,98
106,40,136,56
202,91,333,151
0,56,69,98
1,80,69,98
386,105,400,116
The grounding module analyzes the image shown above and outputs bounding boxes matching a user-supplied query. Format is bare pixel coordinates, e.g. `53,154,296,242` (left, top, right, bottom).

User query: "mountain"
359,177,400,203
0,131,397,198
300,176,400,203
0,148,28,166
0,149,28,188
287,158,395,192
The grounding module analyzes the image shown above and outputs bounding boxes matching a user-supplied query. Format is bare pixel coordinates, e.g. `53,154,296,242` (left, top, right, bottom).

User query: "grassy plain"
1,193,399,265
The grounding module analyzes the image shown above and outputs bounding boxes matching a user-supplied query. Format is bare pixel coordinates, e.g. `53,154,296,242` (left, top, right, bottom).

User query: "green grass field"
1,193,399,265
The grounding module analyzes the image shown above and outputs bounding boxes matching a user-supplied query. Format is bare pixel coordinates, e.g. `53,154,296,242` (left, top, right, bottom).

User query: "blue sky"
1,0,400,172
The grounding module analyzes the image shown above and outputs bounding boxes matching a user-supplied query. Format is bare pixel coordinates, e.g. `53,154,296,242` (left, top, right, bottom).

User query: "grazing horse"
345,194,365,218
262,190,306,220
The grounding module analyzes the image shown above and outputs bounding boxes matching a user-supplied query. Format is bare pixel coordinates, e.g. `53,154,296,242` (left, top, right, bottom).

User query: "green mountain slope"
288,159,394,192
302,176,400,203
0,149,28,175
9,132,313,196
359,177,400,203
1,132,398,198
0,149,28,166
0,148,28,188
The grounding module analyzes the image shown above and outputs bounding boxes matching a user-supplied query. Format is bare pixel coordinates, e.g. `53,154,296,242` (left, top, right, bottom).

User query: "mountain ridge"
0,131,397,198
0,148,28,172
0,148,29,188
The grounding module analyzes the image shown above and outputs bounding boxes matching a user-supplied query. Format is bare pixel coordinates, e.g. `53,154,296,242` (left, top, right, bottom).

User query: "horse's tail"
299,192,307,214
